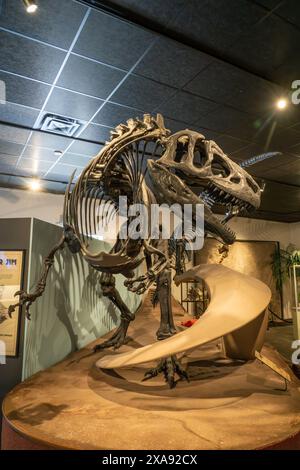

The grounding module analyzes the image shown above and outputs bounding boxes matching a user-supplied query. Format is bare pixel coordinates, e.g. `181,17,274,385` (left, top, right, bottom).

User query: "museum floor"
1,295,299,451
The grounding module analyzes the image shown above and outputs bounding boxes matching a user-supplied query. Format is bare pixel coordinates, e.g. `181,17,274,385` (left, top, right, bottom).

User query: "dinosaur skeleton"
8,114,262,388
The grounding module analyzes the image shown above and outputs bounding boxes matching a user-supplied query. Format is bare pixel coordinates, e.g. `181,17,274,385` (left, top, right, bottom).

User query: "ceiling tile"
0,123,30,144
59,153,91,167
17,158,53,173
135,37,212,88
0,102,39,127
0,0,88,49
214,135,250,155
196,105,258,140
44,88,102,121
22,145,62,163
0,154,18,166
157,91,218,124
273,0,300,29
0,162,16,174
58,55,125,99
108,0,186,25
259,181,300,213
168,0,265,54
80,123,113,143
271,127,300,150
68,140,102,156
228,14,300,86
0,71,51,108
93,102,144,128
0,139,23,156
163,117,191,134
47,164,83,181
74,9,154,70
112,75,174,110
225,74,285,115
0,30,65,82
184,60,244,104
28,131,72,151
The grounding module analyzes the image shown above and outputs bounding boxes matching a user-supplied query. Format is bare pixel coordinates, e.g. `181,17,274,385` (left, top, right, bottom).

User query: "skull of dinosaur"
156,129,261,217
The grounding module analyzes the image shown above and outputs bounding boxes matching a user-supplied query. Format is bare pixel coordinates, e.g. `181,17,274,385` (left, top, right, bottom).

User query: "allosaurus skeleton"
8,114,262,388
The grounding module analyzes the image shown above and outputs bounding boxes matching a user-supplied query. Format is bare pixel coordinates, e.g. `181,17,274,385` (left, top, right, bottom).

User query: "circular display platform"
2,297,300,450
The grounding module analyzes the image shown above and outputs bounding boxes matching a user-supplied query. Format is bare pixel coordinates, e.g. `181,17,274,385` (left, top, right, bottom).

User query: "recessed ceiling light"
276,98,288,110
23,0,38,13
29,179,41,191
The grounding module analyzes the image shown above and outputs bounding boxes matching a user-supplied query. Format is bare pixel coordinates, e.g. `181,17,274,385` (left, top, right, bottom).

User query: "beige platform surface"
3,293,300,450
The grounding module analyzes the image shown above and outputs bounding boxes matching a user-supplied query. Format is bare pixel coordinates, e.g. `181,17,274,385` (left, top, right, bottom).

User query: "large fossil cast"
8,114,268,388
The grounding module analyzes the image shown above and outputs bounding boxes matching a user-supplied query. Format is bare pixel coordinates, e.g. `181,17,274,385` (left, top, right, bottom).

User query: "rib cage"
63,114,169,263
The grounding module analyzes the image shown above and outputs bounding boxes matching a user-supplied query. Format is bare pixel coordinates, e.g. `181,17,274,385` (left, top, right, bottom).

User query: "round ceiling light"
276,98,288,110
29,179,41,191
23,0,38,13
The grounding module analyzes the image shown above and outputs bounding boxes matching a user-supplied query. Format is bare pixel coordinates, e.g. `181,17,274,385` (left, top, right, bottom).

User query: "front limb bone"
8,236,66,320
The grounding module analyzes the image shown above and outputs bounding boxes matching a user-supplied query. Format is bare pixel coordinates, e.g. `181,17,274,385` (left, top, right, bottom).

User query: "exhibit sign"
0,250,24,357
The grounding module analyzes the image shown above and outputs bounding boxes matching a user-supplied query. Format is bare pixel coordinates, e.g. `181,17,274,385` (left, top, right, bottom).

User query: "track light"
23,0,38,13
29,179,41,191
276,98,288,110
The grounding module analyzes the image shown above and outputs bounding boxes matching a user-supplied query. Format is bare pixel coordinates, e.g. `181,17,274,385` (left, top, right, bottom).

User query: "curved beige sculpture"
96,264,271,369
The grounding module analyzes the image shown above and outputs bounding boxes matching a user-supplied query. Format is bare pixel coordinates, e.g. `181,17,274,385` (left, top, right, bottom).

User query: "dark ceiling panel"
184,60,246,104
80,123,112,143
157,90,219,124
44,88,102,121
17,158,53,174
0,71,50,109
0,0,299,221
47,163,83,182
58,55,126,100
167,0,265,55
93,101,144,128
0,102,39,127
73,9,154,70
272,0,300,29
0,0,88,49
0,139,23,156
0,123,30,144
135,37,212,89
228,14,300,86
68,140,102,156
111,75,174,110
214,135,249,156
107,0,186,25
259,180,300,214
0,154,18,166
59,152,91,167
196,105,259,141
0,30,65,82
22,145,63,163
28,131,71,151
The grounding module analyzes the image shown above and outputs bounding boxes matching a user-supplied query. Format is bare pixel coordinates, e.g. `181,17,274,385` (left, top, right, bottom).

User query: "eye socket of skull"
193,141,208,168
211,154,230,177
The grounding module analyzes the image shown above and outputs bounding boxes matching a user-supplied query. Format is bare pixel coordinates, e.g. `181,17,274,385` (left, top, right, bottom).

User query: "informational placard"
0,250,24,357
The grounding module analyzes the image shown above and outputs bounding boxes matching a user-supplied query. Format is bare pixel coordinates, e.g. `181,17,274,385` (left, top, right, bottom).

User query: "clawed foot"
8,289,41,320
93,319,131,352
143,355,189,389
124,270,156,294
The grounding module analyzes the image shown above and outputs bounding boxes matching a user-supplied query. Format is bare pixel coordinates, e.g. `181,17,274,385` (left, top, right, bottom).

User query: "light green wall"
23,218,142,379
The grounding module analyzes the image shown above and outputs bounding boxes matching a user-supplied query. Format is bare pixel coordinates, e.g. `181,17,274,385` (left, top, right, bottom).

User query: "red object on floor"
181,319,197,327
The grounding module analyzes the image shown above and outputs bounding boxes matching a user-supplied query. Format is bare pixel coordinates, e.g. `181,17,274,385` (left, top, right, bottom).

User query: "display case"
180,280,209,318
